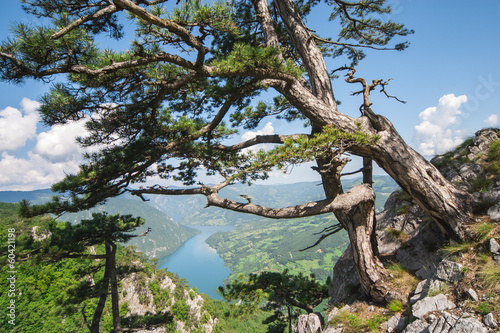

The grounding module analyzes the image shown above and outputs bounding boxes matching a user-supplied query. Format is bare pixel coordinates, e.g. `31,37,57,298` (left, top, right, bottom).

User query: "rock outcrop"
326,128,500,333
120,271,216,333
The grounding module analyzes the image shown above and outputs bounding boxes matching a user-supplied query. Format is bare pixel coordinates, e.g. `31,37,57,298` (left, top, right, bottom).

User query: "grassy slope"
0,192,199,258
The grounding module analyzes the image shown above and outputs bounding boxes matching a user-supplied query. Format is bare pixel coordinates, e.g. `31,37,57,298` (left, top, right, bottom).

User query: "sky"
0,0,499,191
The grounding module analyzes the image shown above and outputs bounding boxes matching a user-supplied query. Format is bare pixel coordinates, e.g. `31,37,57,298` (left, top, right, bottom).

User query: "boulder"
403,319,428,333
483,312,498,328
328,245,360,305
490,238,500,264
295,313,322,333
411,294,456,319
383,313,406,333
410,279,447,304
488,203,500,222
435,260,463,283
427,311,487,333
467,288,479,302
403,311,489,333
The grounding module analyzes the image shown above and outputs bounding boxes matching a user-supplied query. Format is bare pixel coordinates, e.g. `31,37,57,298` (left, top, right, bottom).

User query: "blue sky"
0,0,499,190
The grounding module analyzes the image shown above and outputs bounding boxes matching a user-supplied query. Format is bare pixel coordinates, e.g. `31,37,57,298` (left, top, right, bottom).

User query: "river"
158,225,234,300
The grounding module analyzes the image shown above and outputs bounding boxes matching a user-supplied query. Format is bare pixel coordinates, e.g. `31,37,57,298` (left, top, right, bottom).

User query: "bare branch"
312,35,401,51
299,223,343,251
205,183,374,219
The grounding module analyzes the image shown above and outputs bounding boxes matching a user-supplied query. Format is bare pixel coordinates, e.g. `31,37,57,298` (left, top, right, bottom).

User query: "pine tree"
2,0,473,303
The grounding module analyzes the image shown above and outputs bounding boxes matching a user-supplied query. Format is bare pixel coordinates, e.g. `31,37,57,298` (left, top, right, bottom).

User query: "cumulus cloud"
241,122,275,141
414,94,468,156
240,122,275,153
484,114,499,127
0,152,81,191
0,98,91,190
0,98,41,150
34,120,87,162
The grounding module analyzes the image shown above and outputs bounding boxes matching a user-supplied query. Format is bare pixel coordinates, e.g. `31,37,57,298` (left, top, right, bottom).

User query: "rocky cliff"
314,128,500,333
119,267,216,332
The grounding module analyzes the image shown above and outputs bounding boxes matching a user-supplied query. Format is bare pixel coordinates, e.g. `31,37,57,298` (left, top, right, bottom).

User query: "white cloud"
414,94,468,156
484,114,499,127
241,122,275,141
34,120,87,162
241,122,275,153
0,98,92,190
0,152,80,191
0,98,41,150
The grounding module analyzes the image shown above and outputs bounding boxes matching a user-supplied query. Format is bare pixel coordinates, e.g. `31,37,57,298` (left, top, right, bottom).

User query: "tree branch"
51,4,119,39
215,134,308,152
205,183,374,219
112,0,207,52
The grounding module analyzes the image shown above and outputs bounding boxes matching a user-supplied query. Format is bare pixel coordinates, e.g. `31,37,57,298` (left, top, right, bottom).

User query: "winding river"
158,225,234,300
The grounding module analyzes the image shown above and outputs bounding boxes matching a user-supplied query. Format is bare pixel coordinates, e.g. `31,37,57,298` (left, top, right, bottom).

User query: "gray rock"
412,294,456,319
415,264,438,280
490,238,500,264
410,279,446,304
404,311,489,333
327,307,340,323
295,313,322,333
490,238,500,254
328,245,361,305
482,187,500,202
410,280,429,304
467,288,479,302
488,203,500,222
435,260,464,283
483,312,498,328
422,311,489,333
451,315,488,333
403,319,429,333
383,313,406,333
458,163,486,183
427,311,456,332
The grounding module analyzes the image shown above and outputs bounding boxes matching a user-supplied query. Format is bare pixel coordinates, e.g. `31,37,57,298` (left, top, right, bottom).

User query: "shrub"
172,300,189,322
387,300,403,312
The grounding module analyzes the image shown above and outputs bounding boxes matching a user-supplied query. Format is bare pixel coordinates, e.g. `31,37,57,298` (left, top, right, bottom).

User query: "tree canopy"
1,0,412,212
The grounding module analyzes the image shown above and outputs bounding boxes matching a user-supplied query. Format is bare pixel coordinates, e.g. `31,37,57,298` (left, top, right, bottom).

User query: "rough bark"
270,79,472,242
274,0,337,110
369,121,472,241
334,197,389,303
90,248,111,333
107,242,122,333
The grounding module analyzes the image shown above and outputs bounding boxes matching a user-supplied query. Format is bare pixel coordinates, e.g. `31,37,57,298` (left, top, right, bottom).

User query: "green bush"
172,300,189,322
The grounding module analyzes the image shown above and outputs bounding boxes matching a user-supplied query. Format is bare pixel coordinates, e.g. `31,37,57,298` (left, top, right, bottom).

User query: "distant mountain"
0,188,54,203
0,190,198,258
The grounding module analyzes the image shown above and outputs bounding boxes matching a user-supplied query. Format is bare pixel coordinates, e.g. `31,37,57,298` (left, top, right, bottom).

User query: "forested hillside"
0,202,210,332
0,201,327,332
0,192,198,258
207,214,349,282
